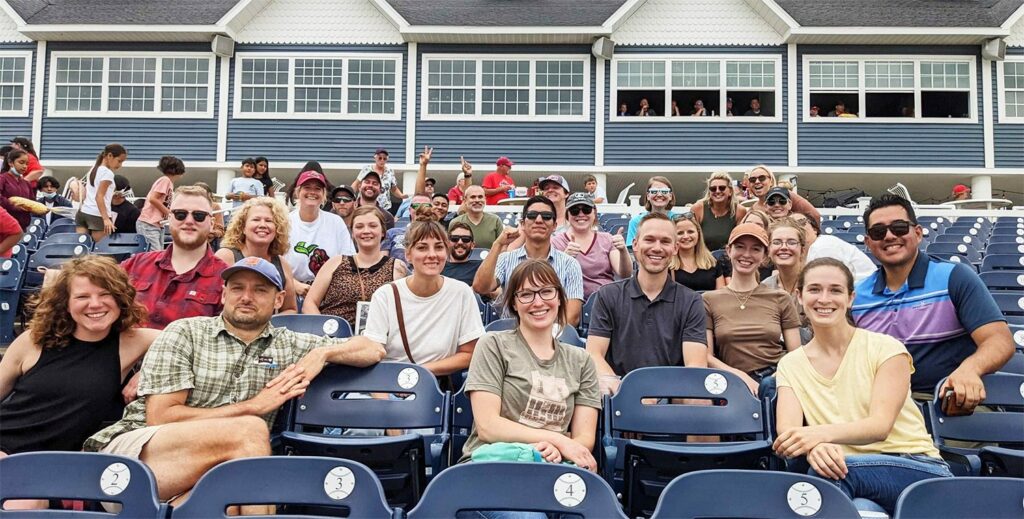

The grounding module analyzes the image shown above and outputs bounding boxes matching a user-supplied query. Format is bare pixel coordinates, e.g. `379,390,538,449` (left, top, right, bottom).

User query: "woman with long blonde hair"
671,213,725,291
690,171,747,251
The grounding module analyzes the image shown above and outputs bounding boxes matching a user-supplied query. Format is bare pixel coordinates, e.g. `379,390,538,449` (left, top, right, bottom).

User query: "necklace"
726,286,756,310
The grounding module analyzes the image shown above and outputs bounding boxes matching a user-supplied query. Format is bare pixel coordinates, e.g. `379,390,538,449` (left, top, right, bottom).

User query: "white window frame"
996,56,1024,124
232,52,403,121
48,51,215,119
420,54,590,122
0,50,32,117
802,54,977,123
609,54,784,123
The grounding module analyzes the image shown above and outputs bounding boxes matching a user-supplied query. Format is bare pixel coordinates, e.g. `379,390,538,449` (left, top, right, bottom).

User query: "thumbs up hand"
610,227,627,251
564,233,582,257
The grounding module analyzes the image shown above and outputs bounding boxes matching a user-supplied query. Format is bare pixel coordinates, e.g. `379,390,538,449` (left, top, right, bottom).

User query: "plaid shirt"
83,316,334,452
121,245,228,330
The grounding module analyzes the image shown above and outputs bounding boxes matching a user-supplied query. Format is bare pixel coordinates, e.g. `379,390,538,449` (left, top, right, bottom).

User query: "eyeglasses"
333,196,353,204
568,205,594,216
749,175,769,184
525,211,555,222
766,197,789,207
514,286,559,305
410,202,432,210
648,188,672,196
709,185,729,193
449,235,473,244
170,210,210,223
771,239,800,248
867,220,913,241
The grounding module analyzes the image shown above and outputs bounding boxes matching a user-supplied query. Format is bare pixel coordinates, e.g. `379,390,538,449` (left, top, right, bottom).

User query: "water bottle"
508,188,516,199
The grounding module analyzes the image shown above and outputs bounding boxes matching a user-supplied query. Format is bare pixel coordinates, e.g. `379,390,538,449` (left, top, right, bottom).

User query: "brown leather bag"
390,282,454,392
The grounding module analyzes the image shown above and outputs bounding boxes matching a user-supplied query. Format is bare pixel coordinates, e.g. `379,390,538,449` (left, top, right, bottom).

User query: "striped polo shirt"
494,245,584,302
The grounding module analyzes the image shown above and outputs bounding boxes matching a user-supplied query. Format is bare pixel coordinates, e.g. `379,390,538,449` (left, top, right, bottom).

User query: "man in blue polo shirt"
852,195,1013,413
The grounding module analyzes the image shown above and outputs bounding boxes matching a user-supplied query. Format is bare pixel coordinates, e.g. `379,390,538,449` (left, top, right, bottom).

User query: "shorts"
74,211,105,232
99,426,164,458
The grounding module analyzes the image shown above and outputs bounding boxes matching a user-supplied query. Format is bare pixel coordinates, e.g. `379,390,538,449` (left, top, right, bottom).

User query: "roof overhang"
17,24,233,42
786,26,1011,45
400,25,611,44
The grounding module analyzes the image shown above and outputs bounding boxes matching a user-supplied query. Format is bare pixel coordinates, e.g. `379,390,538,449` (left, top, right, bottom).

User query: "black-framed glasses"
333,196,353,204
568,205,594,216
514,286,559,305
766,196,788,207
709,185,729,193
749,175,769,184
525,211,555,222
449,235,473,244
170,210,210,222
867,220,913,241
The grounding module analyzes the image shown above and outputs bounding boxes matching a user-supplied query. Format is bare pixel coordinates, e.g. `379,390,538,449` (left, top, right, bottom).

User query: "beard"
451,245,472,261
171,227,210,251
223,306,270,331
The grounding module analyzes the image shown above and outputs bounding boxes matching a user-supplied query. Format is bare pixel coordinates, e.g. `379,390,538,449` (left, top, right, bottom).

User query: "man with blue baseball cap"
84,256,386,511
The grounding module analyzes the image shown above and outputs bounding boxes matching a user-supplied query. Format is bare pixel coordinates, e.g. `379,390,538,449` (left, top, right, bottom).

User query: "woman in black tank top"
0,256,158,456
215,197,298,313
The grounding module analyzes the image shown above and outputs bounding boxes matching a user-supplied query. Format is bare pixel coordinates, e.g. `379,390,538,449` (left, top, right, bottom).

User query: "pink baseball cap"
496,156,514,168
296,170,327,188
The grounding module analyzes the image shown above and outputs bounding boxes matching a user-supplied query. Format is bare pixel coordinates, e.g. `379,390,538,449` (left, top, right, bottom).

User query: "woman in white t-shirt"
348,220,484,376
283,170,355,295
75,143,127,241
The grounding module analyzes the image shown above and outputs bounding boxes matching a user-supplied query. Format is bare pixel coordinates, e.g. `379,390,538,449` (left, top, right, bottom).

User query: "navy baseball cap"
222,257,284,290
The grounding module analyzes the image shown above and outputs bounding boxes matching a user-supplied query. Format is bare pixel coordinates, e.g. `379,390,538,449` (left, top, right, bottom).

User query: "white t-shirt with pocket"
80,166,115,217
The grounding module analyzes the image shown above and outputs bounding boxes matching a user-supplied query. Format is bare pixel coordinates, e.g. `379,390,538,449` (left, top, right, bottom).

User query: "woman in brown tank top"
303,206,408,325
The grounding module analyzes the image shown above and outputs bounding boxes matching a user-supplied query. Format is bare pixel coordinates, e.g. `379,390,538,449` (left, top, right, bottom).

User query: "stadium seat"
990,227,1024,237
991,293,1024,320
474,293,499,325
468,248,489,261
7,243,27,267
407,462,628,518
928,373,1024,476
604,367,775,517
986,242,1024,255
270,314,353,338
1000,351,1024,375
94,233,149,262
171,456,397,518
831,215,862,229
932,233,980,246
926,244,983,264
578,291,598,337
604,219,629,235
281,362,449,509
650,470,860,519
484,318,516,332
45,221,78,236
893,477,1024,519
981,254,1024,272
43,232,95,249
558,325,586,347
988,234,1024,245
448,386,473,466
25,224,44,241
0,451,166,518
979,445,1024,477
28,216,45,229
0,258,23,345
18,233,38,252
831,231,864,245
24,243,90,290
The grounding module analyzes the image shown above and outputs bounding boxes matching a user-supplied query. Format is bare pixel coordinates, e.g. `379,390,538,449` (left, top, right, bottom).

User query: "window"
50,53,213,117
999,60,1024,122
804,56,975,121
0,52,31,116
612,55,782,120
235,53,401,119
423,55,589,120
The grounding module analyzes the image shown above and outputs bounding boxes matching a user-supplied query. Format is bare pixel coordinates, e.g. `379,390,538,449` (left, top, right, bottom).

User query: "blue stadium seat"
171,457,397,518
578,291,598,337
991,293,1024,320
45,222,79,237
43,232,94,248
7,243,27,267
988,234,1024,245
932,233,981,246
893,477,1024,519
928,373,1024,476
468,248,490,261
1010,324,1024,351
604,367,775,517
830,231,864,245
1000,351,1024,375
18,232,38,252
0,258,23,345
94,233,149,262
831,215,862,229
270,314,353,338
25,224,44,240
448,386,473,466
281,362,449,509
24,242,90,291
604,218,630,235
558,325,586,347
990,226,1024,237
407,462,628,518
986,242,1024,255
28,216,45,229
981,254,1024,272
474,293,499,325
0,451,166,518
484,318,516,332
650,470,860,519
926,243,982,264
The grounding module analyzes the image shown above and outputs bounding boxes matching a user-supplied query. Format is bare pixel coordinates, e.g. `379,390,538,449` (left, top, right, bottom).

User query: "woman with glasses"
671,213,725,292
460,260,600,478
762,217,812,342
691,171,747,251
551,193,632,299
746,165,821,226
625,176,678,247
216,197,298,314
304,205,407,327
284,170,355,297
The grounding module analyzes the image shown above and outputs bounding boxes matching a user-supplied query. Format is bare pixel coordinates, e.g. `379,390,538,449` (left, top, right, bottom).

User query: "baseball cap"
456,172,467,182
296,170,327,188
728,223,770,248
375,148,389,156
357,169,381,182
765,187,791,201
496,156,514,168
222,257,284,291
425,177,437,187
565,192,596,210
331,185,356,200
952,184,970,195
538,175,570,193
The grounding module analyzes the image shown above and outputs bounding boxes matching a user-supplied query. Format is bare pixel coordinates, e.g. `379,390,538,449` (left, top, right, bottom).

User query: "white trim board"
996,56,1024,124
0,48,31,117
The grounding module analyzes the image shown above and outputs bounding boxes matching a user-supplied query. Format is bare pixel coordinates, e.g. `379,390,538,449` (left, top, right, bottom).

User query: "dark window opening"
729,91,775,117
809,93,859,117
865,92,915,117
670,90,720,116
921,91,970,118
615,91,666,117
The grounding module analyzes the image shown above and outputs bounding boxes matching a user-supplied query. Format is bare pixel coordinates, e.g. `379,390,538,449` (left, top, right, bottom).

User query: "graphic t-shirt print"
518,371,571,430
293,241,330,276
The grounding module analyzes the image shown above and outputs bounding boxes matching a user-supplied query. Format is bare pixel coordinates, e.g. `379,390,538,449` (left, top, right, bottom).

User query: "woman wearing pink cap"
284,170,355,296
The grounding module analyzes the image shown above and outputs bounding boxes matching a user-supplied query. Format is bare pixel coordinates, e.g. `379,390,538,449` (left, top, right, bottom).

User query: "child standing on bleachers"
137,156,185,251
224,158,264,207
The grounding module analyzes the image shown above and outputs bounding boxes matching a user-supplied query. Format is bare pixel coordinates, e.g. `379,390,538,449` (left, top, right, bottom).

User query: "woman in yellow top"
773,257,952,515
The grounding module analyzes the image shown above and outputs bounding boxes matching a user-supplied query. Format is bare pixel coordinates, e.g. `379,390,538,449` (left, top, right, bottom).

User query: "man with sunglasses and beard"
473,195,584,326
121,185,229,330
330,185,357,229
442,222,481,287
852,195,1013,415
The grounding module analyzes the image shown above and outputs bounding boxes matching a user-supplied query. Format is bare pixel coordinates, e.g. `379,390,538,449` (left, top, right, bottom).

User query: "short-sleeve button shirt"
494,246,584,302
121,245,228,330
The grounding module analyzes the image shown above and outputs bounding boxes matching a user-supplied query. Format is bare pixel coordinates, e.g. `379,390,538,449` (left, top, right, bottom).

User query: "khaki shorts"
74,211,105,231
99,426,164,458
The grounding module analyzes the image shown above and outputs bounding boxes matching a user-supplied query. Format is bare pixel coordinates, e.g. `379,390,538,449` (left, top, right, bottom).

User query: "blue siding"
604,46,788,166
40,42,218,161
227,44,407,163
415,44,595,165
0,43,35,143
995,48,1024,168
797,45,984,167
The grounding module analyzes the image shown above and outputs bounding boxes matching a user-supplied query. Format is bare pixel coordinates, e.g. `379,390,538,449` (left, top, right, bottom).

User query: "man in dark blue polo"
586,212,707,395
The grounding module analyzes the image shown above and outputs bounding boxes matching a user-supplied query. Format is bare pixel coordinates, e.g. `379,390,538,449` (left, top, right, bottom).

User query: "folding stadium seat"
28,216,45,229
1000,351,1024,375
992,219,1024,231
991,226,1024,237
578,291,599,337
0,258,23,345
845,223,865,235
991,293,1024,325
981,254,1024,272
270,314,353,338
280,362,449,510
171,457,397,518
474,293,498,325
831,215,862,229
980,271,1024,292
407,462,628,518
988,234,1024,245
926,243,982,264
18,232,38,252
558,325,586,347
45,221,79,237
94,233,149,262
24,242,90,291
448,386,473,466
830,231,864,245
918,216,951,232
484,318,516,332
468,248,490,261
25,223,44,241
0,451,167,518
942,226,987,242
928,373,1024,476
650,470,861,519
7,244,27,269
603,218,630,235
604,367,776,518
893,477,1024,519
43,232,94,248
986,242,1024,255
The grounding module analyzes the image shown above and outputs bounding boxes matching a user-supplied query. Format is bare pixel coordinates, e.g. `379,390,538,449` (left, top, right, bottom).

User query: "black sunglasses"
333,196,353,204
568,206,594,216
867,220,913,241
749,175,769,184
525,211,555,222
449,235,473,244
766,197,788,206
170,210,210,223
709,185,729,193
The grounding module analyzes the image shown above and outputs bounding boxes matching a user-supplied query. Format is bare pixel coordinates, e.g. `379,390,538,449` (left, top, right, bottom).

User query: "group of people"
0,137,1017,516
618,97,766,117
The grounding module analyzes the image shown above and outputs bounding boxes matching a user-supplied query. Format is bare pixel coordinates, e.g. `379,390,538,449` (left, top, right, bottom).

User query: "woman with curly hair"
0,255,158,456
215,197,298,314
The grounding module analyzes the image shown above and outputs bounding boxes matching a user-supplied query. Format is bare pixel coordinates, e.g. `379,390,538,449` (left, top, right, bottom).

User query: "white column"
405,42,418,165
216,169,235,195
216,55,230,163
981,57,994,169
787,43,798,167
970,175,992,199
402,170,418,195
595,57,606,167
594,172,609,202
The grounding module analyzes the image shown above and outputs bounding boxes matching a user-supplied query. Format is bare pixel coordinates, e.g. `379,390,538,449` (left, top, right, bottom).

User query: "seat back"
926,242,982,263
171,456,395,518
988,234,1024,245
8,244,27,266
46,222,79,236
986,242,1024,256
893,477,1024,519
980,272,1024,292
270,314,353,338
43,232,94,248
990,226,1024,236
25,243,90,289
982,254,1024,272
19,233,38,251
557,325,585,347
484,318,516,332
407,462,627,518
930,373,1024,446
0,452,165,518
932,233,978,245
448,387,473,465
992,293,1024,318
651,470,860,519
474,293,498,325
95,233,149,252
0,258,23,344
578,291,598,336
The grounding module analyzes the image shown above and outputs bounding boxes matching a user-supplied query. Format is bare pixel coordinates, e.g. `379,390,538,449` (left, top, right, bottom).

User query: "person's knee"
228,416,271,457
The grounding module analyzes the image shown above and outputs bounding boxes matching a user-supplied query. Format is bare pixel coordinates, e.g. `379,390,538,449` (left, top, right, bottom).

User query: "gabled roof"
382,0,628,27
6,0,241,25
773,0,1023,28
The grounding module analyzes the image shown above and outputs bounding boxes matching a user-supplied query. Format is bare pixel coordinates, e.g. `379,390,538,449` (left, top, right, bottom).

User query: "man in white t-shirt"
284,171,356,293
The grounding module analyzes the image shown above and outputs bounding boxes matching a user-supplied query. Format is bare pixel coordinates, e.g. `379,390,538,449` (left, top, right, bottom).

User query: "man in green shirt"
448,185,505,249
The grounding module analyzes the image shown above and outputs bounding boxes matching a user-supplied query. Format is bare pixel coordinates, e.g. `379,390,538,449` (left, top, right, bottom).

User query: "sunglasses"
766,197,789,207
411,202,432,210
867,220,913,241
568,205,594,216
333,196,353,204
170,210,210,223
749,175,769,184
709,185,729,193
525,211,556,222
648,188,672,196
449,235,473,244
